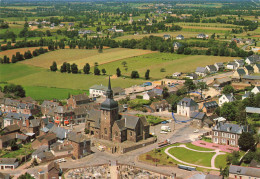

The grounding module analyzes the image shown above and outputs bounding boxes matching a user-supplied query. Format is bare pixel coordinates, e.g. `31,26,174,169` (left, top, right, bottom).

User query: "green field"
20,48,156,69
97,53,236,79
168,147,215,167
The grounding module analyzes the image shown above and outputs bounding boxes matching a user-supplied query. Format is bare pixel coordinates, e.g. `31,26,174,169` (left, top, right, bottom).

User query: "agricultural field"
0,47,48,58
97,53,237,79
20,48,156,69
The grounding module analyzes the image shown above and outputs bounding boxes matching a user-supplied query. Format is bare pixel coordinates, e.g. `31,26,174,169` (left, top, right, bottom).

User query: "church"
85,77,150,143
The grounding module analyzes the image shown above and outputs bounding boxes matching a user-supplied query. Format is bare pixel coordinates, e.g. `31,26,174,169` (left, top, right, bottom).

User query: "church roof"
100,77,118,110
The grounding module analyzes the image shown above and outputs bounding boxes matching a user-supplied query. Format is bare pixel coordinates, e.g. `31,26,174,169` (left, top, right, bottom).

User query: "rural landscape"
0,0,259,178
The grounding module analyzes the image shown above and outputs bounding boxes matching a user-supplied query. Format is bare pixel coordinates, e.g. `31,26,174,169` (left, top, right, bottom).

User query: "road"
202,71,233,85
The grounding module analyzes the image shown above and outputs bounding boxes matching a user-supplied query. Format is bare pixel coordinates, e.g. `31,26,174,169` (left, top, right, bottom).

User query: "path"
164,144,225,170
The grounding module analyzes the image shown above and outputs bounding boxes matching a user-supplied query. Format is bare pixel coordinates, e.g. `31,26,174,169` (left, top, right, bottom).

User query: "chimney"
26,119,30,128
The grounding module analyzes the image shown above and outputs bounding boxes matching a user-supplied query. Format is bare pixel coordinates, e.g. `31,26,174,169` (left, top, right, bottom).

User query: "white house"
195,67,208,77
89,85,108,98
219,93,236,106
0,158,19,170
172,72,182,77
196,33,208,39
177,97,199,117
205,65,218,74
3,118,13,128
245,55,260,65
214,62,224,71
176,35,184,40
251,86,260,95
226,62,238,70
234,59,244,68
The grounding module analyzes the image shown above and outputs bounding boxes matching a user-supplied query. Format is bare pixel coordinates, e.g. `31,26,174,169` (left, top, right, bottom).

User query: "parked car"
193,129,199,133
161,121,169,124
160,131,168,134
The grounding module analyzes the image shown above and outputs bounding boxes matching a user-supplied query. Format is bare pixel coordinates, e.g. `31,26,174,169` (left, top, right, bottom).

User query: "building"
196,33,208,39
143,91,156,100
253,64,260,73
177,97,199,117
229,165,260,179
241,75,260,85
172,72,182,77
149,100,169,112
86,77,150,143
47,162,61,179
176,35,184,40
245,54,260,65
32,133,57,150
234,59,245,68
202,101,218,114
233,68,246,78
173,42,182,50
205,65,218,74
219,93,235,106
195,67,208,77
244,65,254,75
251,86,260,94
214,62,224,71
227,62,238,70
67,94,90,108
53,106,74,126
211,77,231,88
89,84,108,98
242,91,252,100
190,112,206,128
0,158,19,170
212,122,247,146
163,34,171,40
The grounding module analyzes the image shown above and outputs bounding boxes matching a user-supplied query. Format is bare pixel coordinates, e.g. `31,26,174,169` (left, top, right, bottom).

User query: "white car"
160,131,168,134
193,129,199,133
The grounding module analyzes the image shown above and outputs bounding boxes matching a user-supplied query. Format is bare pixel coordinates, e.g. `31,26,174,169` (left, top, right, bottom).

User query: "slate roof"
123,115,140,130
222,94,235,101
0,133,16,142
229,165,260,177
52,144,73,152
236,69,246,76
6,112,30,120
67,132,88,143
214,77,231,85
190,112,205,120
246,107,260,114
176,34,184,38
115,120,127,131
173,42,182,47
3,124,20,133
32,145,48,156
89,85,108,91
242,75,260,80
177,97,198,107
72,94,89,102
215,62,224,68
37,133,57,142
0,158,18,165
74,107,87,116
41,100,59,108
151,88,163,95
206,65,217,72
203,101,218,109
196,67,207,73
29,119,40,128
212,122,247,134
49,126,69,139
245,65,254,71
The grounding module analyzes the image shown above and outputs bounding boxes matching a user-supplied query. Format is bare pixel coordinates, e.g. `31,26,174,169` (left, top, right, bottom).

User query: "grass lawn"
20,48,156,69
98,53,236,79
215,154,228,168
168,147,215,167
185,143,214,151
1,144,34,158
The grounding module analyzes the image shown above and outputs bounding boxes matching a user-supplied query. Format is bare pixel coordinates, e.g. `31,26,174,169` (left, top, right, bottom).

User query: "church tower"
100,76,118,141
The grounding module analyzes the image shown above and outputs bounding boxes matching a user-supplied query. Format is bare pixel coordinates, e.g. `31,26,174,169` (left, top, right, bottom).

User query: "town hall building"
85,77,150,143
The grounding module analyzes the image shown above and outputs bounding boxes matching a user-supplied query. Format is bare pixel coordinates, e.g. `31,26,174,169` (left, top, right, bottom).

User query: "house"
195,67,208,77
245,54,260,65
0,158,19,170
73,107,87,124
85,77,150,144
89,84,108,98
234,59,244,68
67,93,90,108
115,29,124,33
143,91,156,100
190,112,206,128
68,23,74,26
251,86,260,94
205,65,218,74
47,162,61,179
53,106,74,126
2,124,20,135
241,75,260,85
67,132,91,159
229,165,260,179
173,72,182,77
163,34,171,40
242,91,252,100
32,133,57,149
0,133,16,149
196,33,208,39
211,77,231,88
186,73,198,80
177,97,199,117
173,42,182,50
41,100,59,116
0,172,10,179
244,65,254,75
253,64,260,73
233,68,246,78
214,62,224,71
50,143,74,157
112,87,125,96
149,100,169,112
151,87,163,96
219,93,235,106
202,101,218,114
212,122,247,146
48,126,69,140
226,62,238,70
176,35,184,40
32,145,49,161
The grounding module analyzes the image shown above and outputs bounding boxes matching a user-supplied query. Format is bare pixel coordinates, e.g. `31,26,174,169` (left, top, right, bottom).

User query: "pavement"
165,144,225,170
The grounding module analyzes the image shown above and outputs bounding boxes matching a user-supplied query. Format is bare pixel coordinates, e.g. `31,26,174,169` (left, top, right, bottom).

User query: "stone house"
2,124,20,135
47,162,61,179
211,77,231,88
253,64,260,73
149,100,169,112
214,62,224,71
73,107,87,124
53,106,74,126
229,165,260,179
195,67,208,77
86,77,150,143
219,93,235,106
190,112,206,128
177,97,199,117
241,75,260,85
202,101,219,114
143,91,156,100
212,122,247,146
0,158,19,170
67,94,90,108
32,133,57,150
41,100,60,116
89,84,108,98
243,65,254,75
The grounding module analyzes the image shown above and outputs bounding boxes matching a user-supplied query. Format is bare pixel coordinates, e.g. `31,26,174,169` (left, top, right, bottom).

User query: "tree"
50,61,57,71
116,67,121,77
196,82,208,99
60,62,67,73
222,85,235,94
122,61,127,67
162,87,169,99
18,173,35,179
94,67,100,75
220,166,229,179
131,71,139,79
66,63,71,73
145,69,150,80
102,68,106,75
83,63,90,74
71,63,78,74
11,55,17,63
238,132,255,151
184,79,196,92
220,102,237,121
10,140,19,151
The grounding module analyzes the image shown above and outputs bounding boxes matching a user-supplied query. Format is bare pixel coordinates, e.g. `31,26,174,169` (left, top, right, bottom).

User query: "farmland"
0,47,48,58
20,48,156,69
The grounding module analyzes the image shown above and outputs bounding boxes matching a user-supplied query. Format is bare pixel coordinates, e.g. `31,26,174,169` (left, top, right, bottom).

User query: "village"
0,53,259,178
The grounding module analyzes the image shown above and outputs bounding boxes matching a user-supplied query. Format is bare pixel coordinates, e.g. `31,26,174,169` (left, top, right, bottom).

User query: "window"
214,138,218,143
222,139,226,143
104,128,107,135
230,140,235,145
130,131,133,136
115,131,118,136
227,133,230,138
231,134,235,139
214,131,218,136
222,132,225,137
